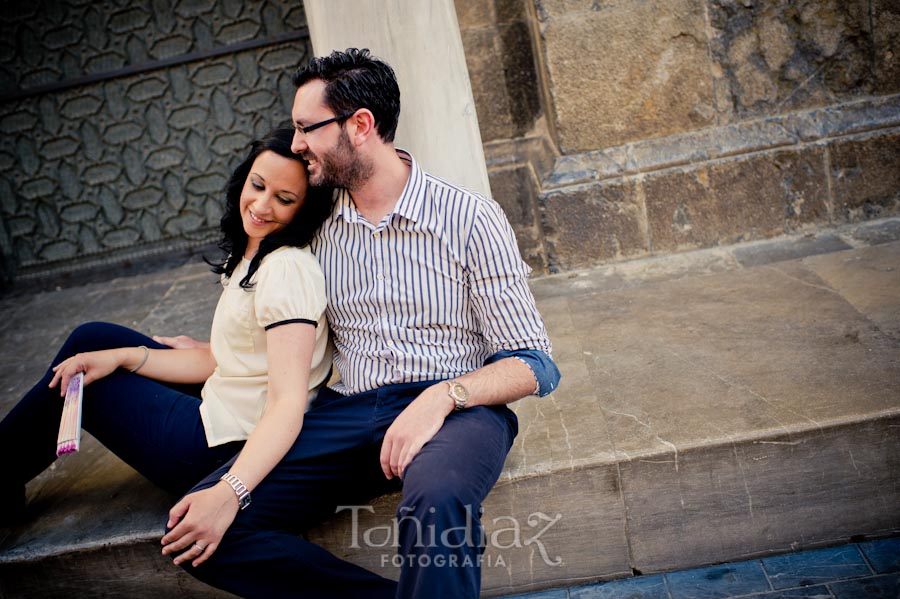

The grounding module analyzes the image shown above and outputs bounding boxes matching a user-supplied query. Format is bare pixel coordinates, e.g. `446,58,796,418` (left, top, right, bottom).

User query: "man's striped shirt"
310,151,553,396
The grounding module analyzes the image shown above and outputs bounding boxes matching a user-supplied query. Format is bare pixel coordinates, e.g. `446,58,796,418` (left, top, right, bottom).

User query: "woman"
0,127,334,567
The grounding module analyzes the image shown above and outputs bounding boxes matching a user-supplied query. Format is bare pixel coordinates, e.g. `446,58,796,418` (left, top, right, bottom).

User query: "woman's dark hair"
292,47,401,142
208,127,335,289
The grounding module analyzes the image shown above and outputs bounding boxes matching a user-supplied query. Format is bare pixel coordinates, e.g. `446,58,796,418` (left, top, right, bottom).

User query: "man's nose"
291,131,307,154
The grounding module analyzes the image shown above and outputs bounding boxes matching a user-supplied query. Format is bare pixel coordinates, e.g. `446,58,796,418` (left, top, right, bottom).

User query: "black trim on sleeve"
264,318,317,331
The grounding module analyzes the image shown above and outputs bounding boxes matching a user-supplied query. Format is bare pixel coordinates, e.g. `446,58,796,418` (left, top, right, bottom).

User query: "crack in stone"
605,409,680,473
763,264,842,296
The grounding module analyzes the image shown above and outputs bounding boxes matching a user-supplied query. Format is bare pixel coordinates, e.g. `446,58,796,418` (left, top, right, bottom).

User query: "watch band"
220,472,251,510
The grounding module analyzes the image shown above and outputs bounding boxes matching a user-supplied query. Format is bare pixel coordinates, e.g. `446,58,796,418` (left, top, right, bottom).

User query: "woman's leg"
0,322,237,504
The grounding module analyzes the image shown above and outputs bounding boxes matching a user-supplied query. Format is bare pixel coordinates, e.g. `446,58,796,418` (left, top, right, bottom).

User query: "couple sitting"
0,48,560,599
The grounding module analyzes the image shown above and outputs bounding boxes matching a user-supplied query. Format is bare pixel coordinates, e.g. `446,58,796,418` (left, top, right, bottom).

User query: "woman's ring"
194,543,206,551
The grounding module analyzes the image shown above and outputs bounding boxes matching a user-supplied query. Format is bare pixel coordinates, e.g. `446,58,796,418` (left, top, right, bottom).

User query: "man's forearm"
447,357,538,409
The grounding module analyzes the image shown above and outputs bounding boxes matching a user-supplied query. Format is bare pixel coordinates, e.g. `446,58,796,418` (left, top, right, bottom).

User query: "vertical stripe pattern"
311,151,552,395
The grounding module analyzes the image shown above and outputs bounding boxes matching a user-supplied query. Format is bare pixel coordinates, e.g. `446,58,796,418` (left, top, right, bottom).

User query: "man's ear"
347,109,377,146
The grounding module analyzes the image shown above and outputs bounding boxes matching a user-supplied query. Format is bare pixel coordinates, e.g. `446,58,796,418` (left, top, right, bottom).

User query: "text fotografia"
335,505,563,567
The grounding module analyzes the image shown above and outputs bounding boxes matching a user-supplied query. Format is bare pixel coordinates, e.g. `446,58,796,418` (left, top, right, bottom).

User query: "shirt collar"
334,149,425,225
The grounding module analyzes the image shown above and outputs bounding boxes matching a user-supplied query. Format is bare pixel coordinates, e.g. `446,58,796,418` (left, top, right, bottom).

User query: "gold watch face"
449,381,469,400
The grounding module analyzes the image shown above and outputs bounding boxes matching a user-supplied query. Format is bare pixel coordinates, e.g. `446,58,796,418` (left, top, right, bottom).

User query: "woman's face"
240,150,307,257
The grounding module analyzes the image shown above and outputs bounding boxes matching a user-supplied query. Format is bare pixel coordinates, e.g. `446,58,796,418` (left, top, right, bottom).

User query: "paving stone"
569,574,669,598
802,241,900,339
502,589,569,599
665,560,770,599
829,572,900,599
845,218,900,246
762,545,871,589
859,538,900,574
732,234,851,267
742,585,833,598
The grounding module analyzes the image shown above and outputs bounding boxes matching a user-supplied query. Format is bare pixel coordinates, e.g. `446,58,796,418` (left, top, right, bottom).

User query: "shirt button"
376,273,384,280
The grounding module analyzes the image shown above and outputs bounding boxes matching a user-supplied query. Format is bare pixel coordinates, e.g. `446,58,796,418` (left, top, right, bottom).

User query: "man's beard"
308,129,374,190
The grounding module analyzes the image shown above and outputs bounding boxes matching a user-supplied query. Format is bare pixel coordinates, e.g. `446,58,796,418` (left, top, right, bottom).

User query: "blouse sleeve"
254,248,327,330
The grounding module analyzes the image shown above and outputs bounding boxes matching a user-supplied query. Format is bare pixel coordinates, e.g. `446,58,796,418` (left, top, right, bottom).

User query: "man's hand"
153,335,210,351
380,384,454,480
161,483,239,568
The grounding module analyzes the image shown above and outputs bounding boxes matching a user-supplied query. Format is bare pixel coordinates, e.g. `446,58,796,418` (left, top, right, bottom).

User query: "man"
161,48,560,598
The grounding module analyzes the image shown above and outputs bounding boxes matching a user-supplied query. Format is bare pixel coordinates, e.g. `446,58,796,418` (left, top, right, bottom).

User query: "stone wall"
457,0,900,273
2,1,897,284
0,0,310,285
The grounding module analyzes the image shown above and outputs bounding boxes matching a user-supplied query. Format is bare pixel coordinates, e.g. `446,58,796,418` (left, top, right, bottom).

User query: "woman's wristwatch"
220,473,251,510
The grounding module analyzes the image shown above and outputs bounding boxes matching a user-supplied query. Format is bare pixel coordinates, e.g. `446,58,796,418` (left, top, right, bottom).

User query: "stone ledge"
545,94,900,190
1,233,898,597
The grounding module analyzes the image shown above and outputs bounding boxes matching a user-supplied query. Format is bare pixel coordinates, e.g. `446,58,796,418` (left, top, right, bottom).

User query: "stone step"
1,220,899,597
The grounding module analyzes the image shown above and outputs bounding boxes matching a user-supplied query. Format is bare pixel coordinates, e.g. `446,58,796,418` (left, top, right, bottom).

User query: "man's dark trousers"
182,380,519,599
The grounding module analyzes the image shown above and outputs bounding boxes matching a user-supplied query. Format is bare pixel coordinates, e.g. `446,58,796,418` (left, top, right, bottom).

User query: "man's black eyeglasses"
297,111,356,135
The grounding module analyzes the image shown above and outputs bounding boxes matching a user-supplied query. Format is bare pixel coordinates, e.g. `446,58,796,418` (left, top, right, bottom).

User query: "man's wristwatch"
446,380,469,411
220,473,251,510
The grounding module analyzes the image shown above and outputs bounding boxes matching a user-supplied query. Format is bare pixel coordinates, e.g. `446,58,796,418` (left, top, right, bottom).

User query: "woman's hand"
49,349,126,397
161,483,239,568
152,334,209,351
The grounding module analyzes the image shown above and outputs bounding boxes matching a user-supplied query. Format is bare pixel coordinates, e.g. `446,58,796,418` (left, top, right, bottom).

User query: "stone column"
303,0,491,197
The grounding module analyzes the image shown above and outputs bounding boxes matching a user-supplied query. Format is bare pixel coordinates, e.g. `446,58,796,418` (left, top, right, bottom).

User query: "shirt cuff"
484,349,561,397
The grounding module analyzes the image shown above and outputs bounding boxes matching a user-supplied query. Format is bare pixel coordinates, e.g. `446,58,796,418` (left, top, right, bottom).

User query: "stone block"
622,416,900,573
538,0,714,152
541,179,647,271
873,0,900,94
732,233,851,268
488,165,547,272
829,130,900,223
644,147,829,252
803,240,900,340
709,0,880,119
305,466,630,597
454,0,495,28
462,20,541,142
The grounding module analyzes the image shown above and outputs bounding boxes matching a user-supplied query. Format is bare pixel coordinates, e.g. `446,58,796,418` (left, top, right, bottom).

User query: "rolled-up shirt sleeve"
466,200,560,397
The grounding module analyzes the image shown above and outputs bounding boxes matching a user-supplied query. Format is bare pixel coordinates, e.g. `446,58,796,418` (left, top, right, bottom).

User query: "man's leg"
394,405,518,599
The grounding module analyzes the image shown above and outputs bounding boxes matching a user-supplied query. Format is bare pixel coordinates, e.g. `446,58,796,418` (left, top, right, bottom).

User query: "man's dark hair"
292,48,401,142
209,127,335,289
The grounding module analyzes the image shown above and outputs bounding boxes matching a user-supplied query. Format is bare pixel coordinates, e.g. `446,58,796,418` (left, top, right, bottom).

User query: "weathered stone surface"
803,239,900,339
644,147,829,253
454,0,495,28
732,233,851,268
830,130,900,223
537,0,714,152
709,0,879,119
488,165,547,271
623,416,900,573
461,18,541,142
541,179,647,271
873,0,900,94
